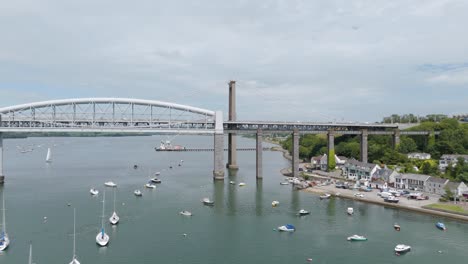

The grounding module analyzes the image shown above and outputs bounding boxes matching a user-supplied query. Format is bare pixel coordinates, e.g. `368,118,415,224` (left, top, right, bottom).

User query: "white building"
342,159,380,181
310,154,347,171
394,173,431,190
407,152,431,160
439,154,468,170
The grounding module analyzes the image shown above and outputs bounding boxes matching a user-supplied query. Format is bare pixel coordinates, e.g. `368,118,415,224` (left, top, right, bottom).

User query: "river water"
0,135,467,264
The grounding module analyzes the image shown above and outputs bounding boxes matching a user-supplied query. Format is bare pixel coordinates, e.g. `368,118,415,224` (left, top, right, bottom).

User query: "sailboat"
96,191,109,247
69,208,80,264
28,242,33,264
0,192,9,251
109,188,119,225
46,147,52,163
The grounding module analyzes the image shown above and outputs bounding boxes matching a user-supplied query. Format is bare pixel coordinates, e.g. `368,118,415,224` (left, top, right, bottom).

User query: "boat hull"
96,232,109,247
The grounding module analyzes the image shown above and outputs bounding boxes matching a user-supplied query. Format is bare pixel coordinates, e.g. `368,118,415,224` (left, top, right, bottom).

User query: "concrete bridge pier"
256,129,263,179
393,129,400,149
213,111,225,180
292,129,299,178
360,129,368,163
327,130,335,171
226,80,239,170
0,132,4,184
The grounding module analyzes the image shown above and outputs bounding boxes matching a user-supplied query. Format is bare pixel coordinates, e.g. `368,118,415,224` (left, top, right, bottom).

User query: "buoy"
67,203,71,206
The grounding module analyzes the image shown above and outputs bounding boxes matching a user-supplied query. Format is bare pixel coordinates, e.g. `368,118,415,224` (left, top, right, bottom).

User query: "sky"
0,0,467,122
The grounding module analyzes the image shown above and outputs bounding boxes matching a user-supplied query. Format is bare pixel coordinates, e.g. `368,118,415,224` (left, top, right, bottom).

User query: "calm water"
0,135,467,264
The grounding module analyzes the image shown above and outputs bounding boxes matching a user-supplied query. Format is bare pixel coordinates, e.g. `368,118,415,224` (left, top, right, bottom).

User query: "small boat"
134,190,143,196
154,172,161,176
133,164,138,169
96,191,109,247
347,207,354,215
229,181,235,185
319,193,331,200
0,192,10,251
150,178,162,184
280,182,290,185
436,222,447,231
394,223,401,231
69,208,81,264
277,224,296,232
394,244,411,254
384,196,399,203
298,209,310,216
90,188,99,195
179,211,193,216
104,181,117,187
145,183,156,189
46,147,52,163
271,201,280,207
238,182,246,187
202,198,214,206
109,188,119,225
347,234,367,241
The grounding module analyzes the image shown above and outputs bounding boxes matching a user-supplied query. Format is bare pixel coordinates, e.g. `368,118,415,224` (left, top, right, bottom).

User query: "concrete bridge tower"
226,80,239,170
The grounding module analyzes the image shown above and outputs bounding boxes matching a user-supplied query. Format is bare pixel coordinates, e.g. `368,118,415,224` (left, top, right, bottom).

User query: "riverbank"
303,185,468,222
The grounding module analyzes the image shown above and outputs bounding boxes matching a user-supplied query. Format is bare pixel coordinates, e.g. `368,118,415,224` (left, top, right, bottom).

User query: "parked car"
354,193,365,198
378,192,393,198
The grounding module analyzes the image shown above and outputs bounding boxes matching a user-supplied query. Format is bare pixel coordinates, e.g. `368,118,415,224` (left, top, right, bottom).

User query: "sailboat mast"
113,188,116,212
101,190,105,229
28,242,32,264
73,208,76,259
2,192,5,234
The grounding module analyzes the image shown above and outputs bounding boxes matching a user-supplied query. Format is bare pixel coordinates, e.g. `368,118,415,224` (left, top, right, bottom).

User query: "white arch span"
0,98,215,116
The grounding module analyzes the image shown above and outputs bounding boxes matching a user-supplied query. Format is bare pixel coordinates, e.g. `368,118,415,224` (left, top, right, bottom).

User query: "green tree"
398,137,418,153
328,149,336,171
420,160,438,175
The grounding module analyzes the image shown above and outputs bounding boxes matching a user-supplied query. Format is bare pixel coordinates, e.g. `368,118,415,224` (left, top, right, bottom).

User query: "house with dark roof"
342,159,380,181
372,168,399,184
310,154,347,171
394,173,431,190
424,177,449,195
446,181,468,197
439,154,468,170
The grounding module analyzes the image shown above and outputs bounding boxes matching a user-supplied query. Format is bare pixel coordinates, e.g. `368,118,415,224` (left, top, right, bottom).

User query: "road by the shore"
303,184,468,222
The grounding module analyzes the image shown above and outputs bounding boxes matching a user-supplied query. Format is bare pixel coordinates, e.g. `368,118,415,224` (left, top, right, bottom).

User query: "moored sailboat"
69,208,80,264
46,147,52,163
109,188,119,225
0,192,9,251
96,191,109,247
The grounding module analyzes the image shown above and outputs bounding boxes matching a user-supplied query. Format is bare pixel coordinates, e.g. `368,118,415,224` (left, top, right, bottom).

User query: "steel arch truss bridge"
0,98,218,134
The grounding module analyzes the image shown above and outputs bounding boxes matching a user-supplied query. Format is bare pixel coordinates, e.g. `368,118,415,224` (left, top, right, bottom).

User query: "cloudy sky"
1,0,467,122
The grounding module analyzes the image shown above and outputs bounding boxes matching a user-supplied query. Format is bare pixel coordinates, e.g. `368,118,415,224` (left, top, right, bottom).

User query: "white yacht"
96,191,109,247
69,208,81,264
145,183,156,189
0,192,9,251
238,182,246,187
347,207,354,215
109,188,119,225
90,188,99,195
179,211,193,216
202,198,214,206
104,181,117,187
134,190,143,196
298,209,310,216
395,244,411,254
271,201,280,207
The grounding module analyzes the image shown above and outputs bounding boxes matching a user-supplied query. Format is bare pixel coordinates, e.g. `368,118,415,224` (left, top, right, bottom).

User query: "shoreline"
302,187,468,222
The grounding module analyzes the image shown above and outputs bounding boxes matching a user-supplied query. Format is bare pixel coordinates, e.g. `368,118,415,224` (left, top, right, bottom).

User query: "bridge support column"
327,130,335,171
256,129,263,179
392,129,400,149
292,129,299,178
213,111,225,180
226,80,239,170
360,129,368,163
0,132,4,184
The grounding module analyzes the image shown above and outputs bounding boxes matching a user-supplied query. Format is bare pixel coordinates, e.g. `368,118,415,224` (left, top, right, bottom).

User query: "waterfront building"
342,159,380,181
394,173,431,190
439,154,468,170
446,181,468,198
372,167,399,185
310,154,347,170
407,152,431,160
424,177,449,195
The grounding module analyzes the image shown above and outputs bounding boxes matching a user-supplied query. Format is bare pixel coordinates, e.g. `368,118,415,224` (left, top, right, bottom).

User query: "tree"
420,160,438,175
398,137,418,153
328,149,336,171
444,186,454,200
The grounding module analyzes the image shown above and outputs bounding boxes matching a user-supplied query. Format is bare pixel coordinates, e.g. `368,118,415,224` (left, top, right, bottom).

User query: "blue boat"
435,222,447,231
278,224,296,232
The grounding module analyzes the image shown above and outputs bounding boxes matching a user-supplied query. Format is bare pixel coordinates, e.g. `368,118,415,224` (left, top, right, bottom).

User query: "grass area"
425,203,468,214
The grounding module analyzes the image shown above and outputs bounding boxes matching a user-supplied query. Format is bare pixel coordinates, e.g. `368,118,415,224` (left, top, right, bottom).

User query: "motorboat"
202,198,214,206
271,201,280,207
69,209,80,264
347,235,367,241
145,183,156,189
384,196,399,203
394,223,401,231
90,188,99,195
150,177,162,184
298,209,310,216
104,181,117,187
179,211,193,216
277,224,296,232
155,140,186,151
0,192,10,251
280,181,290,185
394,244,411,254
319,193,331,200
134,190,143,197
96,191,109,247
229,181,236,185
436,222,447,231
109,188,119,225
347,207,354,215
238,182,246,187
